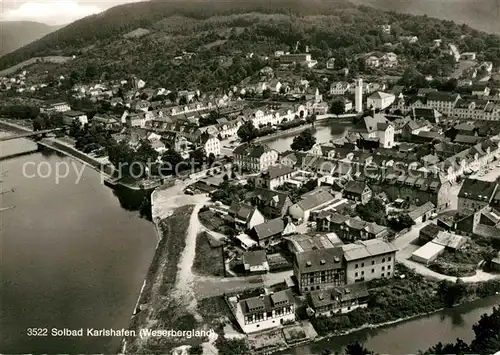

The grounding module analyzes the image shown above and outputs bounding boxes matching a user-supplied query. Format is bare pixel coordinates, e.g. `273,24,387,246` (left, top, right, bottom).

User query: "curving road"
394,221,500,283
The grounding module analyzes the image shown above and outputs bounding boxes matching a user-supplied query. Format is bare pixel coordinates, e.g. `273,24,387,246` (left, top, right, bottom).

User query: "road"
394,220,500,283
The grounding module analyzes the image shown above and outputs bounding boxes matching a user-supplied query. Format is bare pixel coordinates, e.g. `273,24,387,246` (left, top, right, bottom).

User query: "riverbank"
0,119,151,191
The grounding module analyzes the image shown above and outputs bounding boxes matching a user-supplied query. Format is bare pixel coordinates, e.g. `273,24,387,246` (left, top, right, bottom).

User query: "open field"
193,232,225,277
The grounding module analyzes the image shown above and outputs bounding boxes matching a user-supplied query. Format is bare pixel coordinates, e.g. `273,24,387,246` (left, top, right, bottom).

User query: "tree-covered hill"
0,0,350,70
0,0,498,94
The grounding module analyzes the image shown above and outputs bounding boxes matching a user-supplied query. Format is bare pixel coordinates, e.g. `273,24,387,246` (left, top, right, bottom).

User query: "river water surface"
1,132,499,353
0,134,157,352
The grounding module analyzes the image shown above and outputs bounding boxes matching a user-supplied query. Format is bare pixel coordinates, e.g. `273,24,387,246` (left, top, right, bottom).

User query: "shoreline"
119,187,166,354
272,293,500,355
0,119,147,192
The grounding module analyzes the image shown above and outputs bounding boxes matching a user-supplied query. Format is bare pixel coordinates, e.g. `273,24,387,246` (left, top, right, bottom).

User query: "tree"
471,307,500,354
306,113,317,127
190,148,206,169
425,339,470,355
189,344,203,355
345,342,373,355
262,88,271,99
356,198,386,225
291,129,316,151
237,121,258,142
330,99,346,115
136,140,159,165
69,119,83,138
388,213,415,231
161,149,183,175
108,140,136,177
179,95,188,105
167,91,178,102
438,279,466,307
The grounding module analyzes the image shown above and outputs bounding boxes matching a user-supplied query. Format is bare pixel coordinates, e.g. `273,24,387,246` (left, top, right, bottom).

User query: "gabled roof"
408,201,435,220
368,91,395,100
243,250,267,267
297,190,336,211
264,164,295,180
309,283,369,309
250,187,291,210
295,247,344,272
454,135,483,145
344,180,368,195
363,114,388,133
427,91,460,102
252,218,285,241
233,143,274,158
419,223,445,238
230,202,258,221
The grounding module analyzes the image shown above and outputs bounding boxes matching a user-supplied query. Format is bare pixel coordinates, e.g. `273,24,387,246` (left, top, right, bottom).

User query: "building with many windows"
342,239,398,284
233,143,279,172
294,247,346,294
233,289,295,333
308,283,369,316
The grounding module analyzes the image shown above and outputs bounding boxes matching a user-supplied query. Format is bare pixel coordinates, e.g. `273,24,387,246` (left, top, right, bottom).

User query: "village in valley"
2,23,500,355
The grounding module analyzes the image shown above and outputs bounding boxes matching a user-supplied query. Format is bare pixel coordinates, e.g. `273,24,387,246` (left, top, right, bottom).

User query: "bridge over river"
0,128,61,142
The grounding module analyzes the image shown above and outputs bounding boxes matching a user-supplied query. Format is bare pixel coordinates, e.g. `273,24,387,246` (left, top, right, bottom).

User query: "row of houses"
395,92,500,121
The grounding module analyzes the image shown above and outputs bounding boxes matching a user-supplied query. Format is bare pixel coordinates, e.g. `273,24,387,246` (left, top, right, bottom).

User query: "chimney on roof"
306,261,312,266
320,259,326,265
334,256,340,263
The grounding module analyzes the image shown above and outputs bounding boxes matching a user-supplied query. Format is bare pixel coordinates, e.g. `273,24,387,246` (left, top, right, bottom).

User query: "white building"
367,91,395,110
355,78,363,113
411,241,446,265
44,101,71,113
198,134,221,157
377,122,395,148
342,239,398,284
330,81,351,96
289,190,337,222
234,289,295,333
365,56,380,68
63,110,88,126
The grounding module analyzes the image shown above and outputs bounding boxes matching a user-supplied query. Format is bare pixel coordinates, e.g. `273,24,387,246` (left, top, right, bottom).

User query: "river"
266,121,353,152
285,295,500,354
1,132,499,354
0,134,157,353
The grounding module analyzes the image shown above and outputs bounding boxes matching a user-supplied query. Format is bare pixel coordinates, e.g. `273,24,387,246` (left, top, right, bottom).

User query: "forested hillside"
0,0,498,94
353,0,500,35
0,0,350,69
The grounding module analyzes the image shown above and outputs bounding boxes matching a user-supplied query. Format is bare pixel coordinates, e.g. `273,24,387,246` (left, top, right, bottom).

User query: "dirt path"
398,258,500,283
394,221,500,283
172,199,208,321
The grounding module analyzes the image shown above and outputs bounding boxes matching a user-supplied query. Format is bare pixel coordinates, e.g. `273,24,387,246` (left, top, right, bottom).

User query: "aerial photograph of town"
0,0,499,354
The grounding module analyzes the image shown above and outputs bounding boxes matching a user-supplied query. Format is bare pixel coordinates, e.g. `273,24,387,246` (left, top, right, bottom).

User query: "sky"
0,0,141,26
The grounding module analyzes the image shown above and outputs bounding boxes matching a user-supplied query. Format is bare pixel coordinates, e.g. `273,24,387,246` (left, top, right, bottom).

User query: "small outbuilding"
411,242,446,265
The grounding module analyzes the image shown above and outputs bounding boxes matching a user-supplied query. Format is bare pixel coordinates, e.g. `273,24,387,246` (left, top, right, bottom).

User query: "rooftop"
243,250,267,267
342,239,398,262
309,283,369,309
295,247,344,273
252,218,285,241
